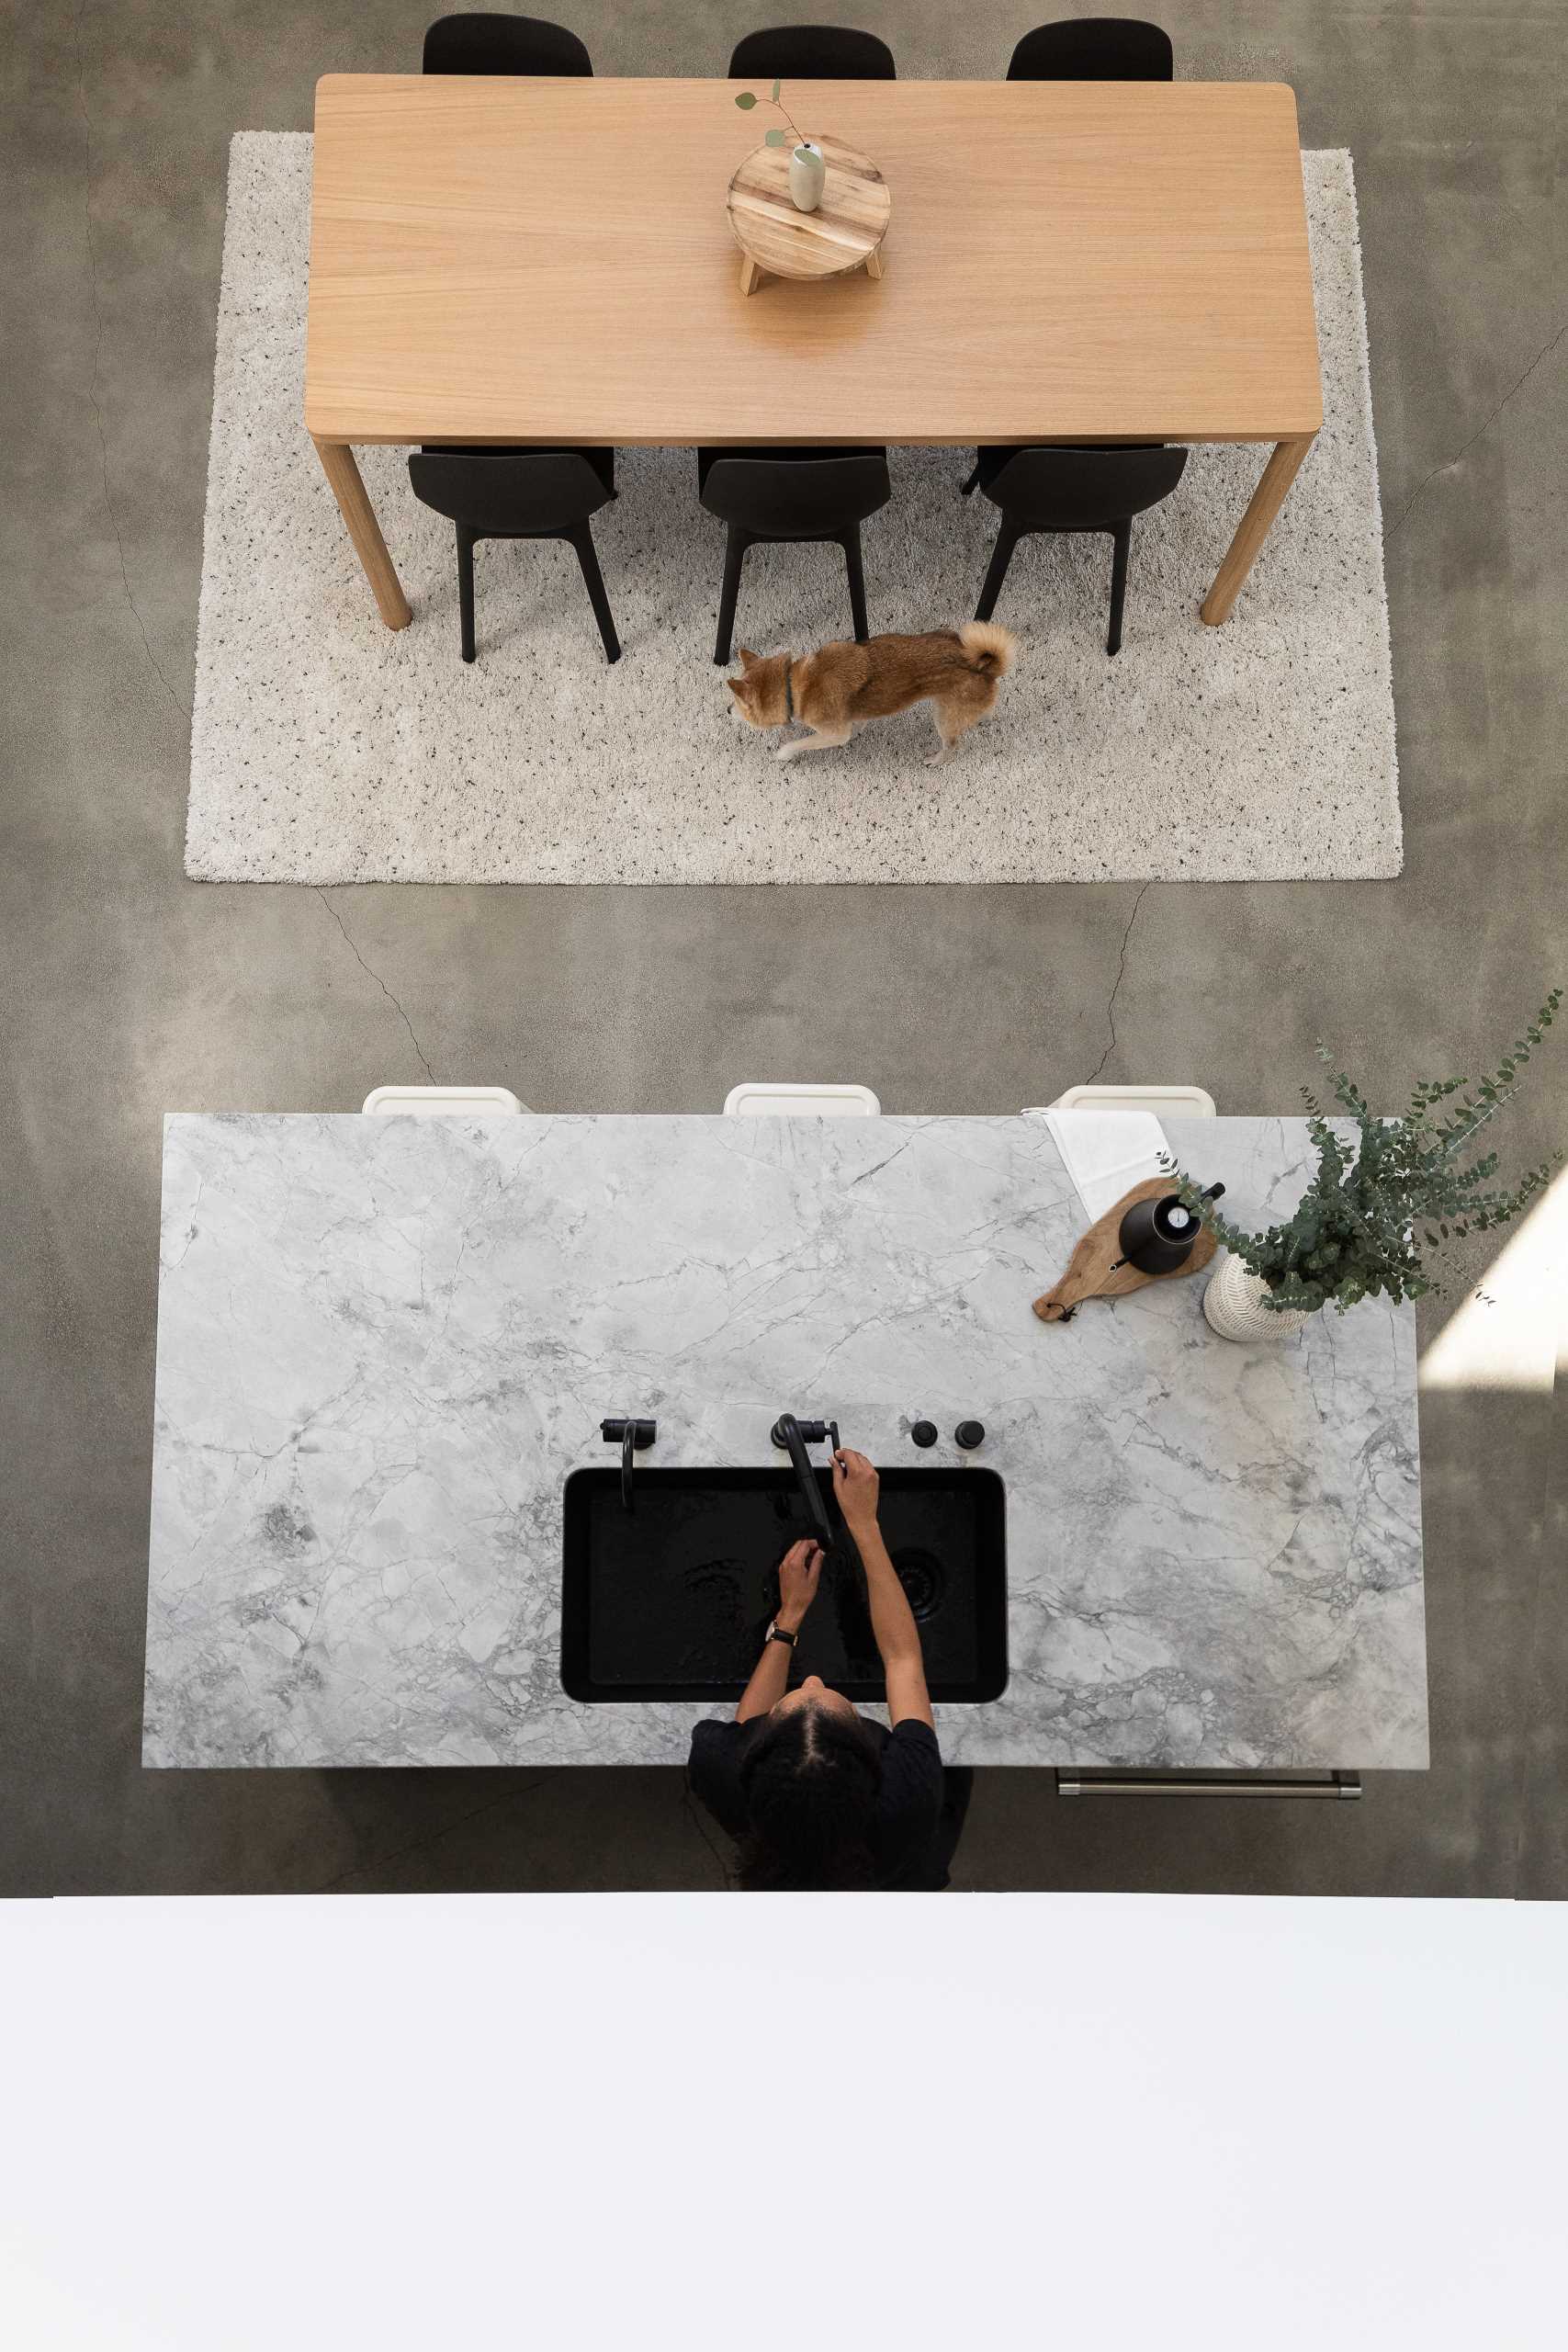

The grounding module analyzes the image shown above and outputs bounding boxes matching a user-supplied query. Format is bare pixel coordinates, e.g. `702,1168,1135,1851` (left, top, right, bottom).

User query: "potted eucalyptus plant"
735,76,826,211
1166,992,1562,1341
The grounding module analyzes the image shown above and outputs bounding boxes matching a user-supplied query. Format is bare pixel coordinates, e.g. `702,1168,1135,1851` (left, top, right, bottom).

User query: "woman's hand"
776,1539,824,1633
831,1447,880,1534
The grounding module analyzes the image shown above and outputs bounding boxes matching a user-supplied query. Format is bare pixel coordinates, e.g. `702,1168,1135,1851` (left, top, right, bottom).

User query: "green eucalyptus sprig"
1163,990,1562,1316
735,75,812,153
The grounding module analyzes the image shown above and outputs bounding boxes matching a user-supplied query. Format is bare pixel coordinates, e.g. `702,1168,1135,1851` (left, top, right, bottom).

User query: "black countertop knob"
954,1419,986,1451
909,1419,939,1449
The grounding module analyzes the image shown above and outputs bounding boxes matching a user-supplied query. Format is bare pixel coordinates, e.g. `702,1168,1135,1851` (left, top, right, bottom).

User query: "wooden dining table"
305,74,1324,635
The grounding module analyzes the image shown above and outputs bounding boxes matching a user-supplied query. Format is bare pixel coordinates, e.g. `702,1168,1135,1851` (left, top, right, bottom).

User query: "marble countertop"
143,1115,1428,1770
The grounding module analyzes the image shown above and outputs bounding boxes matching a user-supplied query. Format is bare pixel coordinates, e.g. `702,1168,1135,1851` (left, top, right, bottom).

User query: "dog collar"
784,660,795,724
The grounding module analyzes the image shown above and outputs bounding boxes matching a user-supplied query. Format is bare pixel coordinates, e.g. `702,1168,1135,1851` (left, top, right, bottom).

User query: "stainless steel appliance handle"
1056,1770,1361,1800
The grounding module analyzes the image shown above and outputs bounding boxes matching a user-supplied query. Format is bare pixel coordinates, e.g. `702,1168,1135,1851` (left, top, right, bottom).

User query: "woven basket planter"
1202,1251,1315,1341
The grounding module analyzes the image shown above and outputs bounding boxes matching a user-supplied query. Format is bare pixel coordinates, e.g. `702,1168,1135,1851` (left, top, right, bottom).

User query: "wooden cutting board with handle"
1032,1179,1216,1323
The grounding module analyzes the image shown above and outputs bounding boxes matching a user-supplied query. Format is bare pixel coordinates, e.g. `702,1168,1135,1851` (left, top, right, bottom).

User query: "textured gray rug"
186,135,1400,884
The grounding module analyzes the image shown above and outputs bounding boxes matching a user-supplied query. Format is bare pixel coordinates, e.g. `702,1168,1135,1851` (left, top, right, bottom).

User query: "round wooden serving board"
727,136,891,295
1032,1180,1217,1324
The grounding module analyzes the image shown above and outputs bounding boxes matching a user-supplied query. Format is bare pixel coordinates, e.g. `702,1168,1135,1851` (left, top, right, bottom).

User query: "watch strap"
765,1621,797,1650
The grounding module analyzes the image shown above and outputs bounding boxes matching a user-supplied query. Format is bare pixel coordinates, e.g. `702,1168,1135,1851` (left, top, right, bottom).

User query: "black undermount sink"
560,1465,1007,1704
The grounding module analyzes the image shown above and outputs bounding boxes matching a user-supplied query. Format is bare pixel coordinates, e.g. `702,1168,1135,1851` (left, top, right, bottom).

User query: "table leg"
739,255,761,297
865,248,884,281
311,435,412,631
1200,434,1314,626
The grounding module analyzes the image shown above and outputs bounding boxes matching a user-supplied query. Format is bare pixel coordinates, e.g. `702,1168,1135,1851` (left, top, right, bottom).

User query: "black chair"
697,447,891,665
423,12,592,74
407,447,620,664
961,445,1188,654
1007,17,1173,80
728,25,897,79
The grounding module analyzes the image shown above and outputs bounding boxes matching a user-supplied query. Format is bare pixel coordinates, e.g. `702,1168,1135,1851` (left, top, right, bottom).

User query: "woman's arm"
735,1540,823,1723
832,1449,934,1730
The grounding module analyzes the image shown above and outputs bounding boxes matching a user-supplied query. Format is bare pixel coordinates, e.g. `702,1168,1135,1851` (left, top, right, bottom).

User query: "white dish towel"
1041,1109,1172,1223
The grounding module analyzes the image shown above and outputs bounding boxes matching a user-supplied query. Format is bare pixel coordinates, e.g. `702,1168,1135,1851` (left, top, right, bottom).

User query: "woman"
687,1447,972,1890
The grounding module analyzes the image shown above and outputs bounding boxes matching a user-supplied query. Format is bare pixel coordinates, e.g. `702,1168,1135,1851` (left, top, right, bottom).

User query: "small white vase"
789,141,826,213
1202,1252,1314,1342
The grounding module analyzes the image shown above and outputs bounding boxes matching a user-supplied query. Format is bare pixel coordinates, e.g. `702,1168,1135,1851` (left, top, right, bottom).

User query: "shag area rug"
186,135,1399,885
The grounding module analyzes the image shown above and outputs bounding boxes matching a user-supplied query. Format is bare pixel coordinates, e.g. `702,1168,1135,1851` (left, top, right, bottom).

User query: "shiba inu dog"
726,622,1019,764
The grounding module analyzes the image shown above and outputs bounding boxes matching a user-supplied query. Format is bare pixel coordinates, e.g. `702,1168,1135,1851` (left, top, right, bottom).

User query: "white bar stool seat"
1024,1083,1217,1120
362,1085,526,1115
723,1082,881,1117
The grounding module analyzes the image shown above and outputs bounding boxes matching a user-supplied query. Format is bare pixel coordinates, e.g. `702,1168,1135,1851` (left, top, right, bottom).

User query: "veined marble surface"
143,1115,1427,1770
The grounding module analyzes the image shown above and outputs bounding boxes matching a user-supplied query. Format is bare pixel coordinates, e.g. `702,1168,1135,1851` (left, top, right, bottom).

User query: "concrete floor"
4,3,1563,1895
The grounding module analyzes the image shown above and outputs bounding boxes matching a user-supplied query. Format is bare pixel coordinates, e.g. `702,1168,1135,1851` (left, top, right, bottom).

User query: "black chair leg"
842,528,870,642
959,459,981,496
570,525,620,664
715,526,749,666
975,519,1020,623
1107,522,1130,657
457,525,477,664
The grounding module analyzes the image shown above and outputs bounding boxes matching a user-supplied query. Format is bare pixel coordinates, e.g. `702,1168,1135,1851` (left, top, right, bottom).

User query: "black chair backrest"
728,25,897,79
1007,17,1173,81
408,448,612,536
423,13,592,75
700,450,891,537
985,445,1187,529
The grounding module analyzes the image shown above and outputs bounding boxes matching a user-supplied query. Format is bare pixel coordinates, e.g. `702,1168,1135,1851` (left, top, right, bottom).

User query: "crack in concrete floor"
316,891,437,1085
1086,882,1152,1086
1384,317,1567,541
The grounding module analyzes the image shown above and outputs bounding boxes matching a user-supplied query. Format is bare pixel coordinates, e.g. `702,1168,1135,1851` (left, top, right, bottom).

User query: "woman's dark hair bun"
738,1702,882,1891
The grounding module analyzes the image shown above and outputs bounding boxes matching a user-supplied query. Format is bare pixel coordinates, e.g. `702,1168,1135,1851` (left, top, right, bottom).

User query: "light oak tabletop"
305,74,1323,449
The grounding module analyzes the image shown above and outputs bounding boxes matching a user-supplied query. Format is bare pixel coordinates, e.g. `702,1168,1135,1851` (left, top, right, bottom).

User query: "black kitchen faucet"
770,1413,840,1554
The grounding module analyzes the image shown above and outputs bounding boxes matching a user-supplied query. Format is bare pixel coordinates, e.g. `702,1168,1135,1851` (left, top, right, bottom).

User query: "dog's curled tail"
957,620,1019,679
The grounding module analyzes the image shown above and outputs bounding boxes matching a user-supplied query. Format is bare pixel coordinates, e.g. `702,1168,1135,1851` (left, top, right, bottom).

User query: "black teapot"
1115,1183,1225,1276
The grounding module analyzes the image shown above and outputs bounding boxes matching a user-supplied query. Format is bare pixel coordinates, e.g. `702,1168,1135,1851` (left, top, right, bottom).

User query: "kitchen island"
143,1115,1427,1770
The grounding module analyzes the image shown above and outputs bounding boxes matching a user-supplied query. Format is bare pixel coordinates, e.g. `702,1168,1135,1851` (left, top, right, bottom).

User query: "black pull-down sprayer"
770,1413,840,1555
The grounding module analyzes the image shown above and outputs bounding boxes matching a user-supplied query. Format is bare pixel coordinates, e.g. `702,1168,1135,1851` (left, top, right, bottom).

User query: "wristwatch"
763,1620,797,1650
